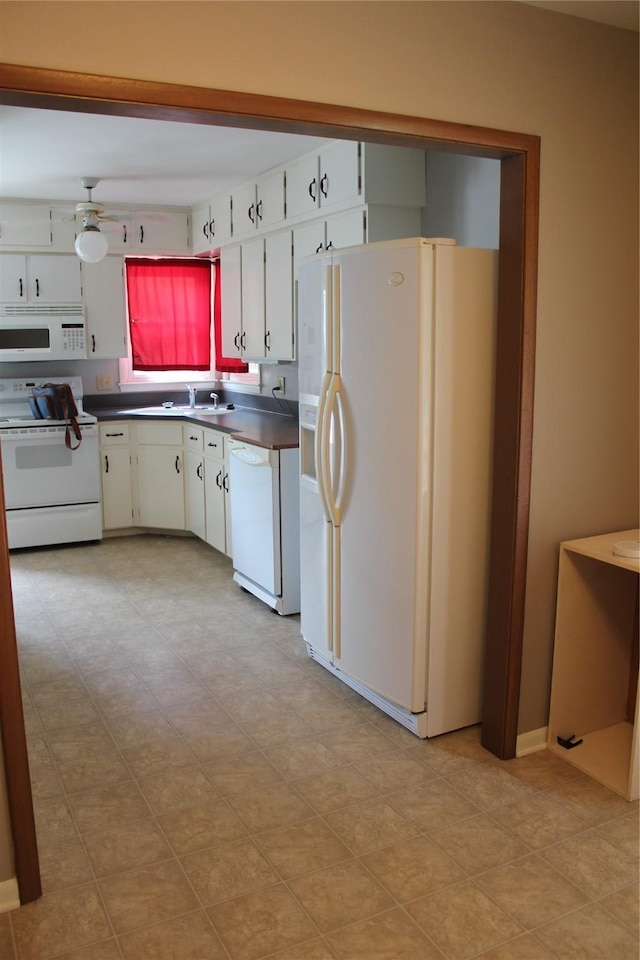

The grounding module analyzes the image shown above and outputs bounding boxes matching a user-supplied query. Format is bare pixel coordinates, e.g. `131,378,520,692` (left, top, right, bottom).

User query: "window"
118,258,259,390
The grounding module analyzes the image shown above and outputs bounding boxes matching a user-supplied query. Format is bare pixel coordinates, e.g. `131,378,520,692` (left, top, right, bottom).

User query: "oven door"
0,423,100,509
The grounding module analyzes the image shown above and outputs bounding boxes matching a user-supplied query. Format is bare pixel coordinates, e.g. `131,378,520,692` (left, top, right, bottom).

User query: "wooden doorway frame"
0,64,539,904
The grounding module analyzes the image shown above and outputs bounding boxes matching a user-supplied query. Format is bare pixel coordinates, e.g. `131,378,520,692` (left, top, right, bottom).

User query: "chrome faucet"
186,384,197,408
209,392,219,410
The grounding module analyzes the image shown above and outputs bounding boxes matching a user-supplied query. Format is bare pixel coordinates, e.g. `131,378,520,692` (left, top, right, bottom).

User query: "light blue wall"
422,152,500,249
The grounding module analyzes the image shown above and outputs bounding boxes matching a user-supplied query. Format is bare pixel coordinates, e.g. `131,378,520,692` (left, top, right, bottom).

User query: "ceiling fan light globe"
75,226,108,263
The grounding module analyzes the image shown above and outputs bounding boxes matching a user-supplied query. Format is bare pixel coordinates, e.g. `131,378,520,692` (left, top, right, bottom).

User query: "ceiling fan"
73,177,113,263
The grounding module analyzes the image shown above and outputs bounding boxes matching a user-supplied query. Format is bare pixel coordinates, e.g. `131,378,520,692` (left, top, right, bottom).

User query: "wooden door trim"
0,64,539,901
0,449,41,905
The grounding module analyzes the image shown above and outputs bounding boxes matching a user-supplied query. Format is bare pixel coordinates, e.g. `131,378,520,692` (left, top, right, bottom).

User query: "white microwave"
0,311,87,362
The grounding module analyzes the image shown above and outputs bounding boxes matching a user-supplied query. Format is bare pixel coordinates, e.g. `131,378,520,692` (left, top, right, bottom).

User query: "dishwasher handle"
227,439,278,467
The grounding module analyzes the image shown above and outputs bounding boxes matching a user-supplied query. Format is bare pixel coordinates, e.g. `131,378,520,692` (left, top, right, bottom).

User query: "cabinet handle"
35,278,40,297
315,243,324,254
320,173,329,198
19,278,23,298
92,334,96,353
189,435,198,441
203,221,209,239
264,330,271,351
234,332,241,351
139,225,144,244
207,440,218,448
123,225,128,243
175,455,181,474
222,472,229,492
104,454,109,474
308,178,317,201
216,469,223,488
256,200,263,222
248,203,255,224
240,331,246,349
197,462,203,481
209,218,215,238
326,241,333,249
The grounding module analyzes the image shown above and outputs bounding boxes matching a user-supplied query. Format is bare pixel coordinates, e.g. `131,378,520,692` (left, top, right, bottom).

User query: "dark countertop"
88,405,299,450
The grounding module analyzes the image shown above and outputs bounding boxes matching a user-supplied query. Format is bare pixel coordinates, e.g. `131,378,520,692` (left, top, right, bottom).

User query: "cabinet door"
220,245,243,358
137,445,185,529
138,212,190,253
325,209,366,251
240,237,266,359
265,231,294,360
28,255,82,301
204,450,226,553
319,141,360,211
192,200,212,255
101,446,133,530
209,194,232,245
285,154,320,221
186,451,206,540
231,182,258,240
0,203,52,247
0,254,27,301
292,220,325,272
99,214,136,253
256,169,285,231
82,256,127,358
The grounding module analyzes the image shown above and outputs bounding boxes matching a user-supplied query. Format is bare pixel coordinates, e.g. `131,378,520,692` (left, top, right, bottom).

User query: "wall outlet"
275,376,286,395
97,374,114,391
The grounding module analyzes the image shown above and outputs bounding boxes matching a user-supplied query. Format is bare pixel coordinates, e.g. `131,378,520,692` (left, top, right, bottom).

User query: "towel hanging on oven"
29,383,82,450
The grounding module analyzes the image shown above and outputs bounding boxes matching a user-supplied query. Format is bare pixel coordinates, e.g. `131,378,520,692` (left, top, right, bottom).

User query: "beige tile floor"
2,534,638,960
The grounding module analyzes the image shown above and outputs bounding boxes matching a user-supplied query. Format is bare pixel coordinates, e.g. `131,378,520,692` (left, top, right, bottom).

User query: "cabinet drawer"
184,424,204,452
203,430,225,459
135,421,184,445
99,422,131,445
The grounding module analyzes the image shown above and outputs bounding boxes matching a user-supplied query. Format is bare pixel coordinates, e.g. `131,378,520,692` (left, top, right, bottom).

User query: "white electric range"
0,377,102,549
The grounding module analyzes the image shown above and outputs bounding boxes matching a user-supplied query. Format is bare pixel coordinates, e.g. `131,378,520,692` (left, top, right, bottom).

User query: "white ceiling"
0,106,331,208
0,2,635,211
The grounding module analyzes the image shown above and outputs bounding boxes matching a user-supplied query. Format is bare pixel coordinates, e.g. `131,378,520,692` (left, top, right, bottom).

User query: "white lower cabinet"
184,425,206,540
184,424,232,556
99,422,133,530
203,430,231,556
135,421,185,530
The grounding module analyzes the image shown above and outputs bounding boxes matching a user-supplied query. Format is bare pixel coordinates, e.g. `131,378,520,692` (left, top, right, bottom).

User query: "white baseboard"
516,726,548,757
0,876,19,914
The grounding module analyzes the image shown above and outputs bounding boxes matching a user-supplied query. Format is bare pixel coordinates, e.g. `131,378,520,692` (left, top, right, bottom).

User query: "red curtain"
213,262,249,374
127,259,212,370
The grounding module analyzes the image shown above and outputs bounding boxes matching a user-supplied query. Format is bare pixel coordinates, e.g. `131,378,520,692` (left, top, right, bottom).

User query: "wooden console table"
547,529,639,801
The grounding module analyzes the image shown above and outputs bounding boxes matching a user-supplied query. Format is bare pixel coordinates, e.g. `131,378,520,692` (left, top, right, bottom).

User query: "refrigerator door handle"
333,384,346,513
315,372,333,522
322,374,343,527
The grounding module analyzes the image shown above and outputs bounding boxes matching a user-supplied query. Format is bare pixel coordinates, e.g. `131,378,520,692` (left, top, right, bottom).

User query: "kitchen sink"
121,405,234,416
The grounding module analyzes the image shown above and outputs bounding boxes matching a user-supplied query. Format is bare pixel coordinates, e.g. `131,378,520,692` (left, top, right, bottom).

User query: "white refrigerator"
298,237,497,738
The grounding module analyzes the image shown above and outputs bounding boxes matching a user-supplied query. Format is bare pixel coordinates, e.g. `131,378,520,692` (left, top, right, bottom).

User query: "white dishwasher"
227,438,300,615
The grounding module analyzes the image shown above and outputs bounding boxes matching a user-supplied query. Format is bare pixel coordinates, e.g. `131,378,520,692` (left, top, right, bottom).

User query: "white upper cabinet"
0,253,81,303
220,244,243,359
82,256,127,359
0,203,52,247
221,231,294,362
231,168,285,240
98,209,190,254
286,141,426,222
192,195,232,254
